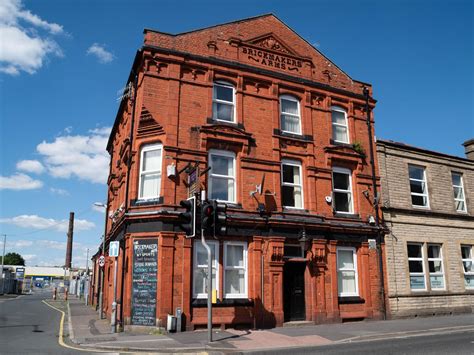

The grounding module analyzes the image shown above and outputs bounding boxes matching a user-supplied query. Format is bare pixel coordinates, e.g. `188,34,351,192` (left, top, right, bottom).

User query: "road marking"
41,300,113,353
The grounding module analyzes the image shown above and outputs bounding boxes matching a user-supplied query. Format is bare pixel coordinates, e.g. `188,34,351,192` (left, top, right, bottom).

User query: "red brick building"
90,14,386,330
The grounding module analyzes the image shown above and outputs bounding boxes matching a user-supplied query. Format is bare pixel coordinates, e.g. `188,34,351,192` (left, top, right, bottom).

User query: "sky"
0,0,472,267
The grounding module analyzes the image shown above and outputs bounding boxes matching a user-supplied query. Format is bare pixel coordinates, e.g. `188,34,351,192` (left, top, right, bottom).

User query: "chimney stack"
65,212,74,269
463,139,474,160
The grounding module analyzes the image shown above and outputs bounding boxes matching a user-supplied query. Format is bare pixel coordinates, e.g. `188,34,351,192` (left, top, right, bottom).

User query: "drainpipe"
364,87,386,320
119,64,139,330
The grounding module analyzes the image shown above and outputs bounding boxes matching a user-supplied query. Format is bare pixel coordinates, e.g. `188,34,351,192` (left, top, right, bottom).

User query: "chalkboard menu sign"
132,239,158,326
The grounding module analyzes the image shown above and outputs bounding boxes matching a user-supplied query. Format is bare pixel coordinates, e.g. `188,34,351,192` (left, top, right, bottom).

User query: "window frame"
223,241,248,299
336,246,359,297
407,242,427,291
279,95,302,135
212,81,236,123
451,172,467,213
331,106,350,144
137,143,163,201
193,240,220,299
427,244,445,290
281,159,304,209
332,167,354,214
408,164,430,209
461,245,474,290
208,150,236,203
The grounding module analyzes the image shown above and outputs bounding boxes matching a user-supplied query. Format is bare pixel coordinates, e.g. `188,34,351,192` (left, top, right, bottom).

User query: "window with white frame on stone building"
452,172,467,212
213,81,236,122
461,245,474,289
332,167,353,213
427,244,445,290
407,243,426,290
281,160,303,209
138,143,163,200
337,247,358,297
208,150,236,203
408,165,429,208
331,106,349,144
407,243,446,291
280,95,301,135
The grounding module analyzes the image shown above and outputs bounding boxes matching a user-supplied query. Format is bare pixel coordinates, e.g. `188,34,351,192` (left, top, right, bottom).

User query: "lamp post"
94,202,107,319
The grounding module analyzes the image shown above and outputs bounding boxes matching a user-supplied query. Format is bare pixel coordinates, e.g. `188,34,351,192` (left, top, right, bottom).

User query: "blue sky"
0,0,472,267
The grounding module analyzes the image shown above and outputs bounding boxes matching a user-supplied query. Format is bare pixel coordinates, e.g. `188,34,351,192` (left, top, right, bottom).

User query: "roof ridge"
144,13,274,36
377,138,472,163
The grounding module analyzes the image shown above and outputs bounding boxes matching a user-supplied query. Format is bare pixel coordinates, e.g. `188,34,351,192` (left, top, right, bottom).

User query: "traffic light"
214,201,227,236
178,196,196,238
201,200,214,233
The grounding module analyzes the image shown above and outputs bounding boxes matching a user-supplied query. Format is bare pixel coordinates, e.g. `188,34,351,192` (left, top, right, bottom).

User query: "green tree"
1,252,25,266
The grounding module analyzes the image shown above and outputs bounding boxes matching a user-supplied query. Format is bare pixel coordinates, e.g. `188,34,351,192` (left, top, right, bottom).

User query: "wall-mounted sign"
240,46,303,73
131,239,158,326
109,241,119,257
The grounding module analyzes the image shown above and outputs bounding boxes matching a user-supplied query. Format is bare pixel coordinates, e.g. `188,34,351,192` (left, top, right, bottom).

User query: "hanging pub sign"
131,239,158,326
187,165,199,198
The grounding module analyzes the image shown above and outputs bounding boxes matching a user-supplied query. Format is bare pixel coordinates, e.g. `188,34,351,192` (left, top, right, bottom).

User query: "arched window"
138,143,162,200
213,81,236,122
280,95,301,134
331,106,349,143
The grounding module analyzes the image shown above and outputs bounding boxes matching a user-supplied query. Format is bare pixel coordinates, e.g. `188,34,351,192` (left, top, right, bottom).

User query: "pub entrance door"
283,262,306,322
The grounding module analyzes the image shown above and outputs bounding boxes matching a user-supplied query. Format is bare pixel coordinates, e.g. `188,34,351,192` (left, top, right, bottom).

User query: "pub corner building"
89,14,387,331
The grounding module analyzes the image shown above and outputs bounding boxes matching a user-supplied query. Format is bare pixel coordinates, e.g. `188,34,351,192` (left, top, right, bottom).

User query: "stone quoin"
89,14,386,331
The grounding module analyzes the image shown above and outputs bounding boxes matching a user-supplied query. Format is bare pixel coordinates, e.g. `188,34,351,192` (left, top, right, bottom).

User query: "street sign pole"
99,235,105,319
111,256,118,333
109,241,120,333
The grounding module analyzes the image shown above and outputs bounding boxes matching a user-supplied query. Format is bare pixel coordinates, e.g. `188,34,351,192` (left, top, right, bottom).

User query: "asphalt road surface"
0,290,85,354
247,330,474,355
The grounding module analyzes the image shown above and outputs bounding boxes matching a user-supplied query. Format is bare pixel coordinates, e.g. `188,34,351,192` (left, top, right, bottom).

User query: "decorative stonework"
137,106,164,136
252,36,290,54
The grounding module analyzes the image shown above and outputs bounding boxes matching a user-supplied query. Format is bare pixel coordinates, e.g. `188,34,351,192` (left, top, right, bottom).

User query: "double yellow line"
41,299,106,353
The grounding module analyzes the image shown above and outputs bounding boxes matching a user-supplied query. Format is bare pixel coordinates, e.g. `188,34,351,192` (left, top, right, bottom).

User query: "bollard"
53,287,57,300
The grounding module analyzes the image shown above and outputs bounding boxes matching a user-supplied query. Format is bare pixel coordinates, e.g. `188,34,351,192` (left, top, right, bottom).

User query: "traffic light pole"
201,228,213,343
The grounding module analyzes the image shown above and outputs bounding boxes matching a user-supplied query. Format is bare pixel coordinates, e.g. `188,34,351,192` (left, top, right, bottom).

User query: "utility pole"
1,234,6,295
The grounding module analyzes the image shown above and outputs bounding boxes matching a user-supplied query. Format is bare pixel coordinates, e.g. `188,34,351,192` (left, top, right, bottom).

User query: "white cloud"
50,187,69,196
92,204,106,213
86,43,114,64
0,239,33,248
0,0,64,75
37,127,111,184
16,159,45,174
22,254,37,261
0,173,43,190
0,214,95,232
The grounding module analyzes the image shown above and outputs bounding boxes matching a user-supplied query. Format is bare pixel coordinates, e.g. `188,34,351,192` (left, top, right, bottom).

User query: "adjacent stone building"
90,14,386,331
377,139,474,318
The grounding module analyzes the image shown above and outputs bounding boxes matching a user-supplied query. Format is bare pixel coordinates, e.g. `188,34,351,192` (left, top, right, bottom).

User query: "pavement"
62,296,474,354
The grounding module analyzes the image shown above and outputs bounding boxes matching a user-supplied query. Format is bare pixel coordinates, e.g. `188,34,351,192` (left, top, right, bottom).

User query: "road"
0,290,85,354
247,330,474,355
0,290,472,354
